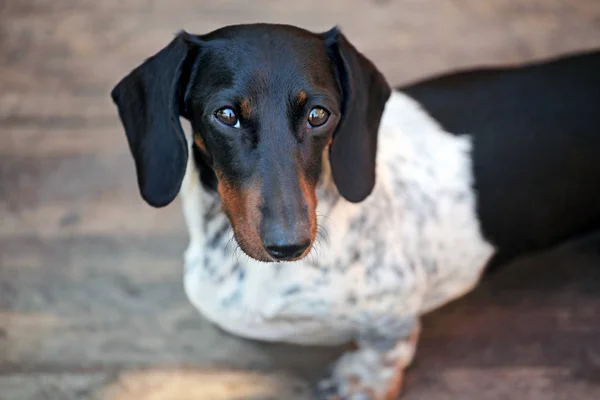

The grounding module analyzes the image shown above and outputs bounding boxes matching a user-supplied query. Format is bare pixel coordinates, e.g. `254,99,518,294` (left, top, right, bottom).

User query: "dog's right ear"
111,31,201,208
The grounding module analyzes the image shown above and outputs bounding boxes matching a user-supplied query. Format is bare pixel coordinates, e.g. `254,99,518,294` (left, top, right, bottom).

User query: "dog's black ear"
111,31,199,207
323,27,391,203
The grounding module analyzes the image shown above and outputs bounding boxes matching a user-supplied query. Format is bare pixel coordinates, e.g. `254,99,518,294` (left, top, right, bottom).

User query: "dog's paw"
314,348,405,400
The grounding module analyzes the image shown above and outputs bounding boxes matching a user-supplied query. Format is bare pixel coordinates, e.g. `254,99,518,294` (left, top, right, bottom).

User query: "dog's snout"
258,168,315,261
261,220,312,261
264,238,311,260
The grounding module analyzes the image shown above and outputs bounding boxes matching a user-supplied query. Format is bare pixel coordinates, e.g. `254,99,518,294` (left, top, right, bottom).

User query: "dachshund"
111,23,600,399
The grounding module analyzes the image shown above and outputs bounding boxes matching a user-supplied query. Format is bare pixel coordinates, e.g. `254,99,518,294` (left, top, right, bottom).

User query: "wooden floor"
1,1,600,399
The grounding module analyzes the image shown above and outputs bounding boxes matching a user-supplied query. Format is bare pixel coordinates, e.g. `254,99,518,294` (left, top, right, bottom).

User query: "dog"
111,23,600,399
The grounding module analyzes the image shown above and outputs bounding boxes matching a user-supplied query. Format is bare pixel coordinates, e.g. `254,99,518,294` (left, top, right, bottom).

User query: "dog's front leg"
316,318,420,400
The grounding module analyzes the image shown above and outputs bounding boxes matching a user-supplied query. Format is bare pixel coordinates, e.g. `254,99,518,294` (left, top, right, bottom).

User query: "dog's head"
111,24,390,262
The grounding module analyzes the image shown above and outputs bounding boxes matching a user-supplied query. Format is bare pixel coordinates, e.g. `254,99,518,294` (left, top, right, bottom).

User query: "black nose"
264,239,311,260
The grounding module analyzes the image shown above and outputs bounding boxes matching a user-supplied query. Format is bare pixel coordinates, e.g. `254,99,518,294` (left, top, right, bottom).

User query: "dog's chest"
183,92,494,345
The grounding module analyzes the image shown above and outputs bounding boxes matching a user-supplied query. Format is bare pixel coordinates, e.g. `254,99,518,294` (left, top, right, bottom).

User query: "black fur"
111,34,197,207
111,24,390,259
112,25,390,209
402,50,600,261
112,23,600,266
324,27,392,203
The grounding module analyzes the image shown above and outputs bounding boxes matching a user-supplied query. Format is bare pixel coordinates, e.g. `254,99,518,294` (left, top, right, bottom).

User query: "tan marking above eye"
297,91,308,106
240,99,252,119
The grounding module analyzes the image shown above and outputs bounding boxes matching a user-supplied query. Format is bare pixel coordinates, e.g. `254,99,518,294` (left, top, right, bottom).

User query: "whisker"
316,223,330,243
234,245,243,263
243,252,252,265
316,211,331,223
311,245,321,266
308,235,324,266
225,232,238,254
225,231,244,263
308,250,316,266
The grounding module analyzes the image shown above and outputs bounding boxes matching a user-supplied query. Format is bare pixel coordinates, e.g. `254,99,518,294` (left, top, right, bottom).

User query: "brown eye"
307,107,330,128
215,108,240,128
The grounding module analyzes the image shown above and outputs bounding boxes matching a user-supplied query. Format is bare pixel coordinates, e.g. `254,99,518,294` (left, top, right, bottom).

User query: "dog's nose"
264,238,311,261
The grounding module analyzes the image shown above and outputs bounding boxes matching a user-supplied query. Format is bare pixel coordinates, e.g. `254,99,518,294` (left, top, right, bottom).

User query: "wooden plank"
1,233,599,375
0,372,112,400
0,201,184,237
0,370,314,400
403,367,600,400
2,1,600,399
0,95,118,125
1,366,597,400
0,127,126,156
2,1,600,92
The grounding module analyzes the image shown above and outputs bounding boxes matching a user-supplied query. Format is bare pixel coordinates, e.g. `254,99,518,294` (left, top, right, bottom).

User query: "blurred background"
1,1,600,399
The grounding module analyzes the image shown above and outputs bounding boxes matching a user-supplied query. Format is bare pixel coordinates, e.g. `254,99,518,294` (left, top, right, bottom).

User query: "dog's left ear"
323,27,391,203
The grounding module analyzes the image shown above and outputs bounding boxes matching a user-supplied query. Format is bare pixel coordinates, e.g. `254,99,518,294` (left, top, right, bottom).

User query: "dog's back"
402,50,600,261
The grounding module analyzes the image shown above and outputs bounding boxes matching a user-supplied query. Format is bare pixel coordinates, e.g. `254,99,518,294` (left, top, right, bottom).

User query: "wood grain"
1,0,600,399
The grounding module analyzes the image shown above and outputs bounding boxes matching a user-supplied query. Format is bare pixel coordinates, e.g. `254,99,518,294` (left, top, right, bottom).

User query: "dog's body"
182,90,494,345
403,52,600,260
112,24,600,399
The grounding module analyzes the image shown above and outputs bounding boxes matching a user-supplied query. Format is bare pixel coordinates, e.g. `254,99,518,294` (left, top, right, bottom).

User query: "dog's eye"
307,107,330,128
215,108,240,128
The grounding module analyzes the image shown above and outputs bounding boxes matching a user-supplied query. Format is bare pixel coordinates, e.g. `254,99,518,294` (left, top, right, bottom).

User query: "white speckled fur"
180,91,495,397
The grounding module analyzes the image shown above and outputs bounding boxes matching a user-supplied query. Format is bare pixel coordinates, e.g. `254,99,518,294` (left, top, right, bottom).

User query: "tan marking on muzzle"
298,171,319,250
216,172,270,261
